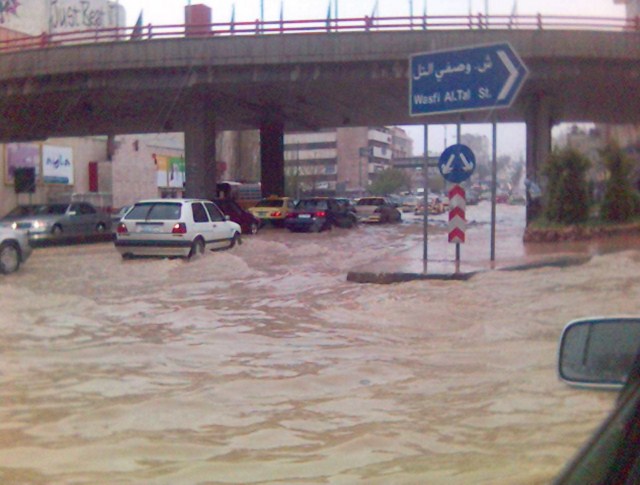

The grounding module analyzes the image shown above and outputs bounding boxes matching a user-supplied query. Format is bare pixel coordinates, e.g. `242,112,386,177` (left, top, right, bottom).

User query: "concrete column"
184,95,217,200
260,118,285,197
525,92,553,223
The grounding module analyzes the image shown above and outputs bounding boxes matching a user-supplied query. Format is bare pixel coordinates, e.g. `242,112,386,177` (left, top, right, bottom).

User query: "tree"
543,147,591,224
368,168,411,196
600,142,639,222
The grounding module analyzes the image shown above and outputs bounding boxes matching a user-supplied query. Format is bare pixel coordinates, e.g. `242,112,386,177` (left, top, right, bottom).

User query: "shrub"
600,142,639,223
542,147,591,224
369,168,411,196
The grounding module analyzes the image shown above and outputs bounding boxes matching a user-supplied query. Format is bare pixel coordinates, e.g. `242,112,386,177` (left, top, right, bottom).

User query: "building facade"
284,126,413,197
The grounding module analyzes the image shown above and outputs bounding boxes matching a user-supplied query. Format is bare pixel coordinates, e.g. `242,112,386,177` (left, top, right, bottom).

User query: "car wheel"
229,232,241,248
95,222,107,234
249,222,259,235
188,238,205,259
0,242,20,274
51,224,63,236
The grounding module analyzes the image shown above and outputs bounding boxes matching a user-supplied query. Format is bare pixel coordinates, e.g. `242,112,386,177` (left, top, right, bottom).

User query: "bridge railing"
0,14,635,53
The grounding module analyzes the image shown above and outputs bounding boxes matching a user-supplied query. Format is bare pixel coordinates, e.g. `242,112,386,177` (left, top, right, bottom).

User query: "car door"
554,352,640,484
77,203,100,235
190,202,216,249
204,202,232,249
328,199,347,227
65,203,87,235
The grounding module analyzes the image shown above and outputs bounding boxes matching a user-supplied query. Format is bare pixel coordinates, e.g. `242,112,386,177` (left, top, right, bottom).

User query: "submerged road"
1,204,634,484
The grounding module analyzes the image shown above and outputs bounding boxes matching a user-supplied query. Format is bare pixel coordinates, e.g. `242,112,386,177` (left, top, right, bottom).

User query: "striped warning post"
448,185,466,244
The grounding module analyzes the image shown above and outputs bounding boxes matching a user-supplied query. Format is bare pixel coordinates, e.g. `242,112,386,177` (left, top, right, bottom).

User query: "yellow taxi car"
248,196,295,227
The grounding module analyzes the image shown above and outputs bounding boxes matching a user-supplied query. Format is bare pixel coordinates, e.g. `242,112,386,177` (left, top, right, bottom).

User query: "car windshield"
296,199,328,211
255,199,284,208
125,202,182,220
215,200,240,214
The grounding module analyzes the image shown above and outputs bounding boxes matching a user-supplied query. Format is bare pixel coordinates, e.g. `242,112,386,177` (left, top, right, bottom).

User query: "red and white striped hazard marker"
448,185,466,244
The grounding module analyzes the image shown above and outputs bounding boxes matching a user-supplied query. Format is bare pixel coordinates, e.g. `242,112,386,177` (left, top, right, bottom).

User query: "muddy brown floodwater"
0,204,635,484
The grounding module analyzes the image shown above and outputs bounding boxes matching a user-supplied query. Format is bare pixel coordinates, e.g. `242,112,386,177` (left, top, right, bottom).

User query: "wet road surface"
1,203,635,484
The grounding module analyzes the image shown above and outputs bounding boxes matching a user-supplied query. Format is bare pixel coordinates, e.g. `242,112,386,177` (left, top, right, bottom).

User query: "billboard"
49,0,122,34
4,143,41,185
155,154,185,188
43,144,74,184
0,0,123,37
0,0,47,36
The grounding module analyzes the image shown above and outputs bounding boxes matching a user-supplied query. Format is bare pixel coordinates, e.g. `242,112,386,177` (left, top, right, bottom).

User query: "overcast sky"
117,0,625,26
115,0,625,159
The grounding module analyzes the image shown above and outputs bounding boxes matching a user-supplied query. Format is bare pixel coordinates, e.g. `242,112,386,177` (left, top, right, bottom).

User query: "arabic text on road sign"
410,43,528,116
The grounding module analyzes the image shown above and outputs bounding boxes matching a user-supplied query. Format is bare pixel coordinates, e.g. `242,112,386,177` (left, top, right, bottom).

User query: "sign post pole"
423,124,429,264
491,118,498,262
456,122,462,263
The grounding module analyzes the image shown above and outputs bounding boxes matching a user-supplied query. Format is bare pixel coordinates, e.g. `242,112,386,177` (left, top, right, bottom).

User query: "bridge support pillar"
260,118,285,197
525,92,553,224
184,95,217,200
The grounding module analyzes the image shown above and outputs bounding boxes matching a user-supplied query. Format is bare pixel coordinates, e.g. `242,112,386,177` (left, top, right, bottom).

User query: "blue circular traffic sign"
438,144,476,184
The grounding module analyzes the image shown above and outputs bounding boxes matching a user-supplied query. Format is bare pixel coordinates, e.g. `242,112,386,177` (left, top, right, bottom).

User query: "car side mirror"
558,317,640,390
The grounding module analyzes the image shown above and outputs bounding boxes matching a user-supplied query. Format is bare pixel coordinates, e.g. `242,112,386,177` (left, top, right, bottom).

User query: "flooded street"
1,203,636,484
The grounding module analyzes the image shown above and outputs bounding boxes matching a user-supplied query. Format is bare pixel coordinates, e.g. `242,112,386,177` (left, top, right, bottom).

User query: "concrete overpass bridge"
0,14,639,201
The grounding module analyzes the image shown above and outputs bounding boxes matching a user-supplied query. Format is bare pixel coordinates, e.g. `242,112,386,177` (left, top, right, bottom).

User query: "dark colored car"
284,197,357,232
212,198,261,235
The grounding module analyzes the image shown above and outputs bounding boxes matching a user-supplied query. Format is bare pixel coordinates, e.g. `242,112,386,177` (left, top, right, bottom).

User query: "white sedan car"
114,199,241,259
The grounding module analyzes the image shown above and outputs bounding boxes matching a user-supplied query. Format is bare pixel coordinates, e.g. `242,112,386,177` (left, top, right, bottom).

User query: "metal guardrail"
0,14,636,53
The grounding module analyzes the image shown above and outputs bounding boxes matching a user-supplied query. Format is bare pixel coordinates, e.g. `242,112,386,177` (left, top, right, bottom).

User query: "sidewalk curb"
346,271,477,284
346,255,592,285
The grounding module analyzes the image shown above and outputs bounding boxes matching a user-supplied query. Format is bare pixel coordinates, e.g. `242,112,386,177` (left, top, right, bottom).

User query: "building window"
325,165,337,174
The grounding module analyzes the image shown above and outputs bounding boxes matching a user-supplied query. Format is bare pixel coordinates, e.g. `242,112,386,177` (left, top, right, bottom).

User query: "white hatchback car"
114,199,241,259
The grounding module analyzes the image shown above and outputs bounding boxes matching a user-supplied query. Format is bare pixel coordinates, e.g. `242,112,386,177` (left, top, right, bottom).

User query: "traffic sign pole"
491,119,497,262
456,123,461,264
423,124,429,265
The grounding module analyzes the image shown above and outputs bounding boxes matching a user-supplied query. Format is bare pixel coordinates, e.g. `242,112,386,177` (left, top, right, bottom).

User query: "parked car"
284,197,358,232
554,316,640,483
110,206,132,233
354,197,402,223
0,202,110,241
248,196,295,227
114,199,241,259
0,227,32,274
399,195,419,213
212,198,261,235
